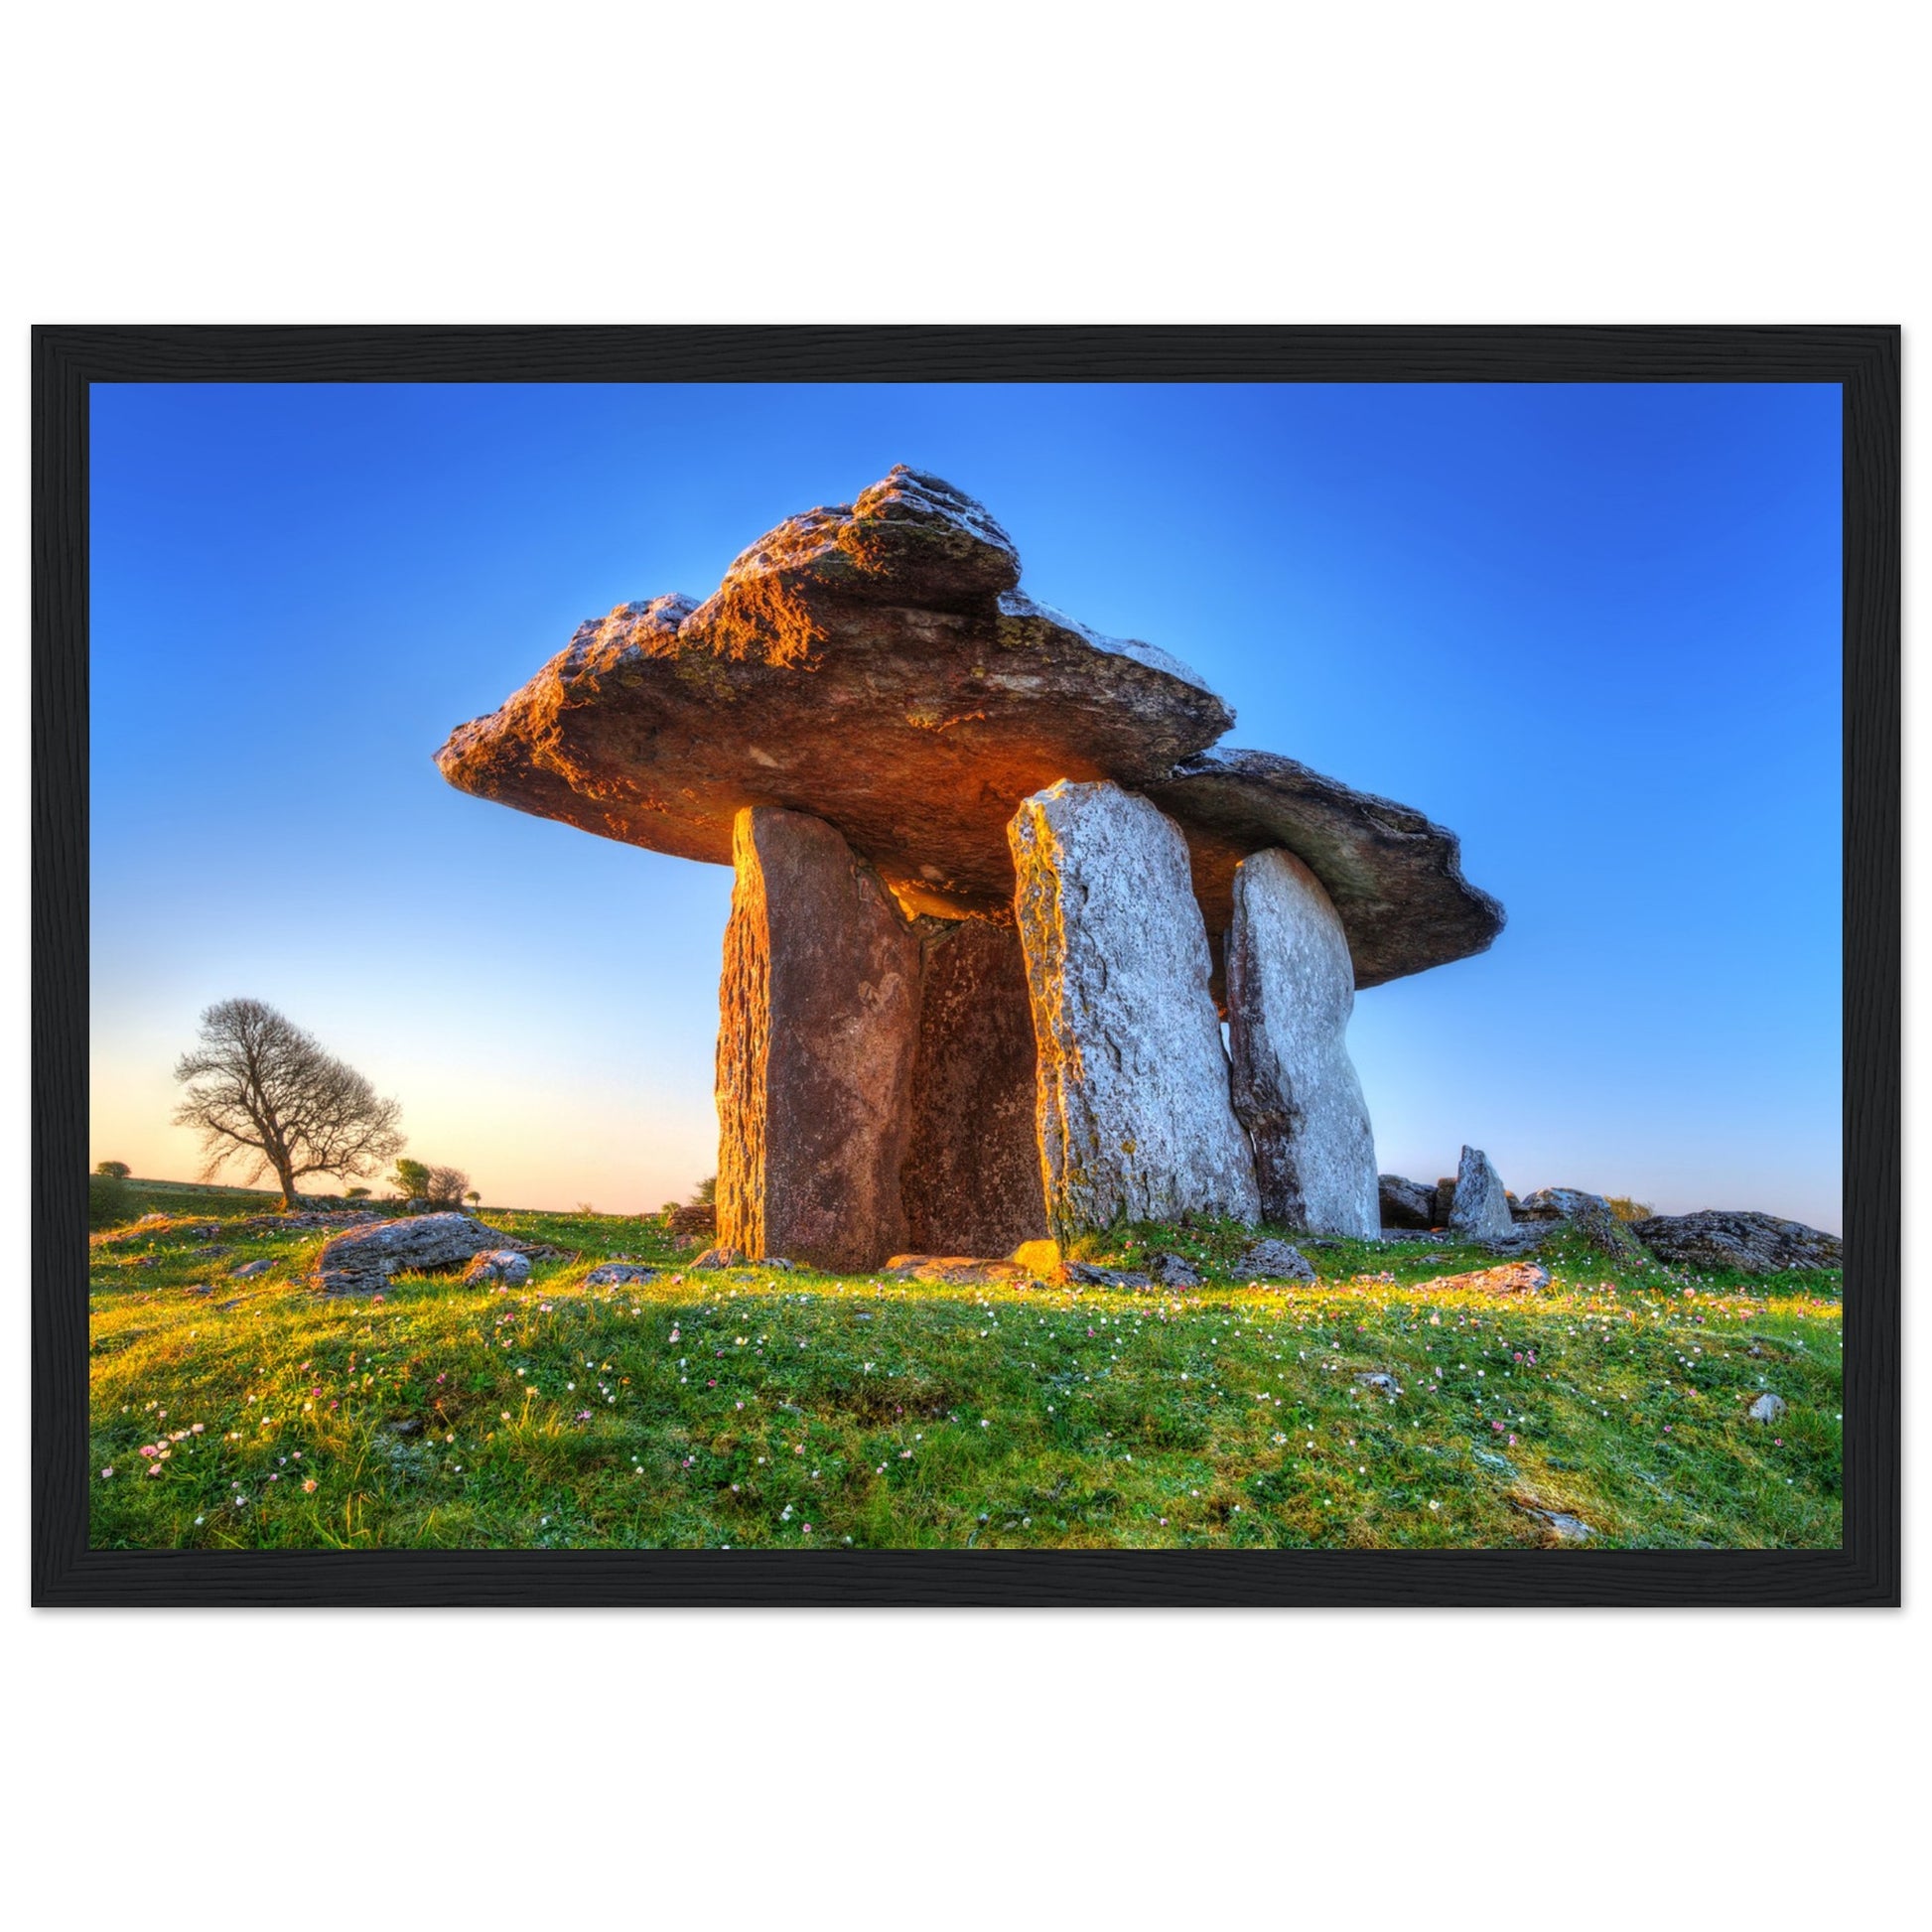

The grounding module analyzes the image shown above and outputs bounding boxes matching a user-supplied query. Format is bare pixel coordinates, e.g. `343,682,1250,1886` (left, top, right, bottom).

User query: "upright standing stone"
716,806,922,1270
899,918,1048,1257
1009,780,1260,1241
1225,848,1379,1237
1448,1145,1512,1242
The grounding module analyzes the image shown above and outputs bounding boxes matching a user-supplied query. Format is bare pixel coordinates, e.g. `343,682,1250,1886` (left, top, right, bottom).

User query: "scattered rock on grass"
1233,1238,1315,1282
1355,1370,1402,1397
1517,1504,1592,1542
464,1250,532,1286
883,1254,1030,1285
1746,1392,1788,1424
1415,1261,1551,1298
580,1261,656,1286
1147,1252,1203,1288
231,1259,276,1278
1060,1261,1153,1289
311,1211,530,1296
691,1246,747,1270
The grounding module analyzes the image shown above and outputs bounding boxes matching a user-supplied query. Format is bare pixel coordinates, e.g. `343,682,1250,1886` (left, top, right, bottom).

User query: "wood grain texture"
32,325,1900,1607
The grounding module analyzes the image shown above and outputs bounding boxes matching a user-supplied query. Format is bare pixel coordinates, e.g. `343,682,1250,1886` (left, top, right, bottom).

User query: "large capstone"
436,467,1232,923
899,917,1048,1258
1448,1145,1513,1242
1142,746,1505,997
1009,779,1260,1240
715,806,922,1271
1225,847,1378,1236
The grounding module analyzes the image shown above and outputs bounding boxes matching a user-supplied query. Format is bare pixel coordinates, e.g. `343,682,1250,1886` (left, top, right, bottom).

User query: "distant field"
85,1187,1843,1553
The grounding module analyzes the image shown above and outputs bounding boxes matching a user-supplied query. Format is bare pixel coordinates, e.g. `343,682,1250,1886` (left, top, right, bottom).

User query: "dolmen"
437,468,1503,1269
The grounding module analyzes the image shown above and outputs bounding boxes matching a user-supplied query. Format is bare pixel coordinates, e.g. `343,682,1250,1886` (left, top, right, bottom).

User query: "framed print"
33,325,1899,1605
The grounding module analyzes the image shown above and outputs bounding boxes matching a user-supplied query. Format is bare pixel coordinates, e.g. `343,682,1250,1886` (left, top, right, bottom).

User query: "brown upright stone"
900,918,1047,1257
716,806,922,1270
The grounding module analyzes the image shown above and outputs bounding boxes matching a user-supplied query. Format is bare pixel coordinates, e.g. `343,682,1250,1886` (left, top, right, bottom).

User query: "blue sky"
89,380,1843,1228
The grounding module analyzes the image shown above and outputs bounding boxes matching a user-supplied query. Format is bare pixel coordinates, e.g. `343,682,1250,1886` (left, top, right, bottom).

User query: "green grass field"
87,1181,1842,1551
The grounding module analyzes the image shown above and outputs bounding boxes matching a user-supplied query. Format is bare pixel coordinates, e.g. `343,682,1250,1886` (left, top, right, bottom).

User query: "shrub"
88,1172,133,1227
1606,1196,1654,1222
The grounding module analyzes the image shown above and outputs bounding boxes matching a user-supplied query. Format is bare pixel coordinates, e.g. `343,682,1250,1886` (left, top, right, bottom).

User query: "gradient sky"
89,381,1843,1228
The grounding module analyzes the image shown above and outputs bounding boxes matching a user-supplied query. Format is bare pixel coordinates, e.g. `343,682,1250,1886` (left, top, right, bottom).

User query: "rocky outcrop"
1515,1186,1643,1261
716,806,922,1271
1379,1174,1437,1230
1142,747,1505,995
1226,848,1378,1236
1631,1211,1842,1276
313,1212,527,1296
1010,780,1261,1240
582,1262,659,1286
1448,1146,1512,1242
1518,1187,1604,1221
435,467,1232,924
899,917,1047,1257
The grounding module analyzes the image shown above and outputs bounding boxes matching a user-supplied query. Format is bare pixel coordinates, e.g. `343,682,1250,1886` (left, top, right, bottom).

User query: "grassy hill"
86,1191,1842,1551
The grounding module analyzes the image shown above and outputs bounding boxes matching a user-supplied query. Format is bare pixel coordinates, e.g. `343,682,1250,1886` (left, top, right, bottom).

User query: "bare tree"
173,998,404,1210
424,1165,471,1207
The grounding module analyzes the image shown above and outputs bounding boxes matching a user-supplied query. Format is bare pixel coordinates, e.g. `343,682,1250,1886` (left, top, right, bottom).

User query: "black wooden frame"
32,326,1900,1607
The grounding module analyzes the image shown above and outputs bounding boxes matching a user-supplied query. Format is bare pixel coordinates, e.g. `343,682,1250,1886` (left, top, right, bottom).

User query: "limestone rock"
1415,1261,1551,1297
1379,1175,1437,1230
715,807,922,1271
664,1201,717,1238
1449,1147,1512,1242
1433,1178,1457,1226
1746,1392,1788,1424
1518,1504,1593,1542
582,1262,658,1287
1225,848,1378,1236
1233,1238,1316,1282
1147,1252,1203,1288
1631,1211,1842,1276
231,1259,276,1278
882,1254,1031,1286
312,1212,526,1296
1141,747,1505,994
1516,1187,1642,1261
1060,1261,1154,1290
1009,781,1261,1239
692,1246,748,1270
1518,1186,1609,1222
899,916,1047,1257
1355,1371,1402,1397
462,1250,531,1286
436,467,1231,923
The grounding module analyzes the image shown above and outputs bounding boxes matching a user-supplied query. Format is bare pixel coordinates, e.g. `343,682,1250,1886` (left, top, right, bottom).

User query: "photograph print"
76,366,1855,1568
